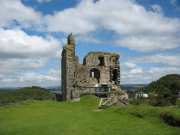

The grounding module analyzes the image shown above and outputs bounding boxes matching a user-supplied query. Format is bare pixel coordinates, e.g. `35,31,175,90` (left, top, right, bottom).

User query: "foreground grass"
0,95,180,135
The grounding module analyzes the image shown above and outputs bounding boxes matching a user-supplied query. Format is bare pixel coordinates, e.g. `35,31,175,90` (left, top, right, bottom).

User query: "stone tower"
61,33,76,101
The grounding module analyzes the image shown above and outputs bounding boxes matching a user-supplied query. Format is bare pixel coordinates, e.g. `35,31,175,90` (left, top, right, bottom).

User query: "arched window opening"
113,69,117,81
90,68,100,83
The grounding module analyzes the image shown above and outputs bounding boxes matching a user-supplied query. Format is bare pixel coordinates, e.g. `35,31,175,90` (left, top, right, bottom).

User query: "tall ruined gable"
61,33,76,101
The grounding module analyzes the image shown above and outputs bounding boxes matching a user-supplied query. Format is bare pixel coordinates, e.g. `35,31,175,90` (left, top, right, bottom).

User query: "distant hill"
147,74,180,94
134,74,180,94
121,84,148,90
0,86,61,91
0,86,53,104
0,87,23,90
44,86,61,91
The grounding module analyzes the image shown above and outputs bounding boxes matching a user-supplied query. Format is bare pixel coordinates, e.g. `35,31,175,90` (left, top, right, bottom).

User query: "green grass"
68,34,75,44
110,52,120,57
0,95,180,135
63,45,74,50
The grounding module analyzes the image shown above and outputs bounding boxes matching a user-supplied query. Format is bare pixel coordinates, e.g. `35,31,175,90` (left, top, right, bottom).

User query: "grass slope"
0,95,179,135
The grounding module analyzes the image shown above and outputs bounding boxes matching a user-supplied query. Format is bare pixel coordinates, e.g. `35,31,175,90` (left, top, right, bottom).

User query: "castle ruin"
61,34,121,101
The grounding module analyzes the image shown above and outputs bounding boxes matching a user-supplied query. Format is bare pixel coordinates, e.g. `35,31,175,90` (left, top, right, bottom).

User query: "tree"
170,82,179,95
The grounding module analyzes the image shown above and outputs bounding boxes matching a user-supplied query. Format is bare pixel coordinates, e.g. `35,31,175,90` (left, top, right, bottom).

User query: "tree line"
127,74,180,107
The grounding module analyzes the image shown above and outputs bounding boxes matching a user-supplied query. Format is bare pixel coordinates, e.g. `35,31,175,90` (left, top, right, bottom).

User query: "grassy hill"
0,86,53,104
0,95,180,135
135,74,180,94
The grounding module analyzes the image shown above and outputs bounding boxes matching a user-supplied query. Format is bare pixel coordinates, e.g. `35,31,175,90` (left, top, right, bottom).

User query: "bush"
176,100,180,108
167,95,178,105
148,92,178,107
112,90,125,95
129,98,141,106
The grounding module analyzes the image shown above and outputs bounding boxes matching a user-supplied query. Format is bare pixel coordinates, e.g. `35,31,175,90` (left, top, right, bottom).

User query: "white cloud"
1,0,174,36
123,62,137,68
151,4,162,13
43,0,180,52
130,68,143,74
0,58,49,74
170,0,177,5
37,0,51,4
0,0,180,86
170,0,180,11
121,66,180,84
0,27,62,86
115,35,180,52
0,0,43,28
1,0,180,36
75,34,101,44
128,53,180,67
0,66,61,87
42,0,180,36
0,28,62,59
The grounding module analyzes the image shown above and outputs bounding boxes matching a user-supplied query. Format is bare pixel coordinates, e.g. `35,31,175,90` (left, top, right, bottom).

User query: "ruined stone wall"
61,48,76,101
74,64,98,88
75,52,120,90
62,34,121,100
67,49,76,100
75,56,79,67
61,49,67,101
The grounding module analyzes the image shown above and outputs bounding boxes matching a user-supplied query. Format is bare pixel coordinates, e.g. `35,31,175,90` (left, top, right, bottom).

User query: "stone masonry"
61,33,121,101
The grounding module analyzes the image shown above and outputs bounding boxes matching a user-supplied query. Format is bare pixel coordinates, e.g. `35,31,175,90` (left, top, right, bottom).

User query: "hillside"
0,95,180,135
121,84,148,90
139,74,180,94
0,86,53,104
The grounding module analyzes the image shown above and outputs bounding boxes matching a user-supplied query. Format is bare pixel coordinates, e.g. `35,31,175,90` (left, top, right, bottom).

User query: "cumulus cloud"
0,0,43,28
1,0,180,53
0,66,61,87
121,66,180,84
2,0,179,35
115,35,180,52
42,0,180,35
0,0,180,86
0,27,62,87
127,53,180,67
170,0,177,5
37,0,51,4
170,0,180,11
75,33,102,44
0,58,50,74
151,4,162,13
0,28,62,59
123,62,137,69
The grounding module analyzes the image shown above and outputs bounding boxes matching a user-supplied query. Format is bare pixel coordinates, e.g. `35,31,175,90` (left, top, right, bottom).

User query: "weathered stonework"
62,34,121,101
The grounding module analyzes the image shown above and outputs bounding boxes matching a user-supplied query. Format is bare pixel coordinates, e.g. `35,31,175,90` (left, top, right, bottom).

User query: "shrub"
129,98,141,106
112,90,126,95
148,92,178,106
167,94,178,105
176,100,180,108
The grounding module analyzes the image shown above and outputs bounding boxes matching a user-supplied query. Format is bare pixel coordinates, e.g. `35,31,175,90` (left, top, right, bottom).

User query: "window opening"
90,68,100,83
91,72,94,77
98,57,104,66
113,69,117,81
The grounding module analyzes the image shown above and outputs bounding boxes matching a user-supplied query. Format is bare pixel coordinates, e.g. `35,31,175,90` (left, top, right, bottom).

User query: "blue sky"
0,0,180,87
